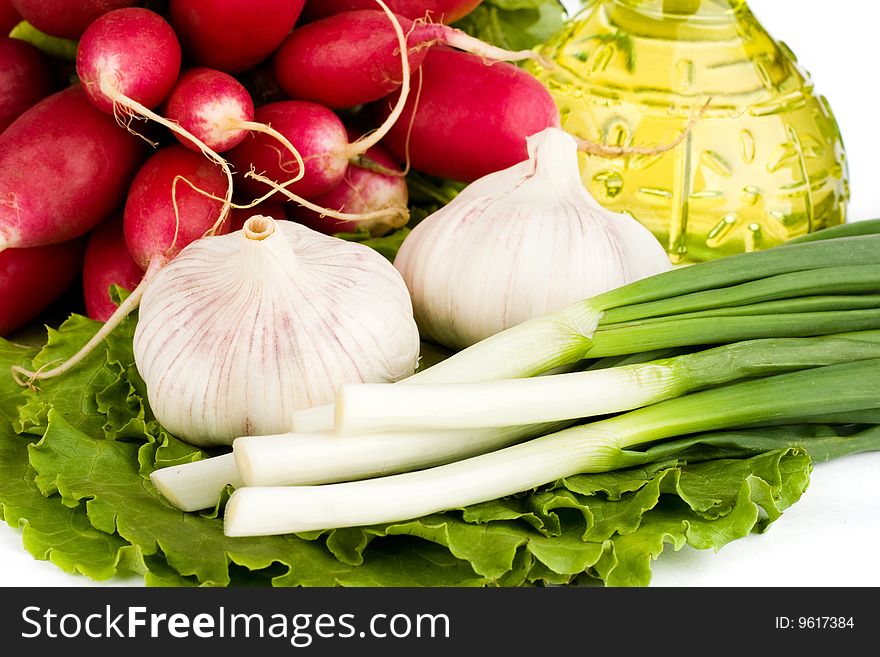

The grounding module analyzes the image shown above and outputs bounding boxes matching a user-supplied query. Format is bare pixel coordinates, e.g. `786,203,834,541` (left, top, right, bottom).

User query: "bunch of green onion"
151,220,880,537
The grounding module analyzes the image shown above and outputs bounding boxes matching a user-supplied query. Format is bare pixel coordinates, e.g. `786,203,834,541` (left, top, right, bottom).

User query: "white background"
1,0,878,587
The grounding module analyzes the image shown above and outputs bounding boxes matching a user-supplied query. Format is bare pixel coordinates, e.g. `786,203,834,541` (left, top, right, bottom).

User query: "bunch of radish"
1,0,671,383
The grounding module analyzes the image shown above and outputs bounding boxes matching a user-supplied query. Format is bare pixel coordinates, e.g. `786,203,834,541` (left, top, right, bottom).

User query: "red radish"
82,214,143,322
229,202,287,232
164,67,256,153
0,36,53,133
374,48,693,183
12,144,231,385
376,48,561,182
303,0,482,23
274,9,549,109
124,145,231,270
0,0,21,33
9,0,138,38
0,85,145,252
227,97,411,232
169,0,305,74
227,101,349,200
78,8,244,237
0,239,85,337
227,2,410,229
76,7,181,115
289,140,407,237
163,66,304,189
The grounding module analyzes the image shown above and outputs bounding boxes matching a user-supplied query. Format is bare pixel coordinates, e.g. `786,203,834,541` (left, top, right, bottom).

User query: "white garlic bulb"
394,127,672,350
133,215,420,447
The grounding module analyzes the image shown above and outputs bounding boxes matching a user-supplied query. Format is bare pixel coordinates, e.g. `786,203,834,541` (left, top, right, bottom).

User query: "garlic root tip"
242,214,277,241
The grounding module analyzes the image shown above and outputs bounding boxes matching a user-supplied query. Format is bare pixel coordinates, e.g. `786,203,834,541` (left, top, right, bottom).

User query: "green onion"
152,345,682,507
335,334,880,434
224,359,880,536
233,422,569,487
149,453,242,513
787,218,880,244
633,424,880,465
413,235,880,384
232,348,706,488
600,295,880,327
602,264,880,324
588,309,880,357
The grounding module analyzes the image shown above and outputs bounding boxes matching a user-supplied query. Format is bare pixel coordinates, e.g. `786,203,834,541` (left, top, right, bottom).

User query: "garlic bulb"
133,215,420,447
394,127,672,350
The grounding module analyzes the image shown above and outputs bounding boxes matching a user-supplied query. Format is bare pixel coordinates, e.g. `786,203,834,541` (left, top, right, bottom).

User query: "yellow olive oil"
531,0,848,262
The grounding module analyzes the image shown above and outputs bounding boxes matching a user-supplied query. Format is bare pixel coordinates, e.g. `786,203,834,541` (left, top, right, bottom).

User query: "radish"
163,66,305,199
226,3,412,231
0,0,20,34
0,239,85,337
169,0,305,74
376,48,560,182
226,101,348,200
12,144,230,385
288,140,407,237
0,36,53,133
226,100,409,230
302,0,482,23
163,67,256,153
77,8,242,235
76,7,181,116
376,48,696,182
274,9,551,109
0,85,145,252
82,214,143,322
9,0,138,38
123,145,232,271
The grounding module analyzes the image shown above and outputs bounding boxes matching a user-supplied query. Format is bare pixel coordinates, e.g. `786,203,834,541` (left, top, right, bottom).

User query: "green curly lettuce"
0,313,819,587
454,0,570,51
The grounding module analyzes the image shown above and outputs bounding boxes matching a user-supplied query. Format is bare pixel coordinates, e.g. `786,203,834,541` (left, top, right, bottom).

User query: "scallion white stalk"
224,358,880,536
233,422,566,487
291,404,336,433
336,366,682,435
149,453,242,513
151,336,666,511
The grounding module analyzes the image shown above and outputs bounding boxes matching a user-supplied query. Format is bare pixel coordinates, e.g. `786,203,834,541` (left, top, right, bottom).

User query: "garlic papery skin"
133,215,420,447
393,127,672,351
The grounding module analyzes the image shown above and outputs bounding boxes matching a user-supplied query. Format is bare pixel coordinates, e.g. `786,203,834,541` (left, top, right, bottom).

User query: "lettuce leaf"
0,339,145,581
0,313,813,587
454,0,569,51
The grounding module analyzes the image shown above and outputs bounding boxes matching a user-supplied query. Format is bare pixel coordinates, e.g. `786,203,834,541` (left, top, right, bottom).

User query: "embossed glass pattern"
532,0,848,263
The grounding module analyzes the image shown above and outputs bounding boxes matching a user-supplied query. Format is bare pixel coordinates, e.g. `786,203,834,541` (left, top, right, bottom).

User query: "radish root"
574,97,712,159
98,74,234,235
422,22,558,72
246,170,410,228
347,1,412,158
243,0,411,228
11,259,163,387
